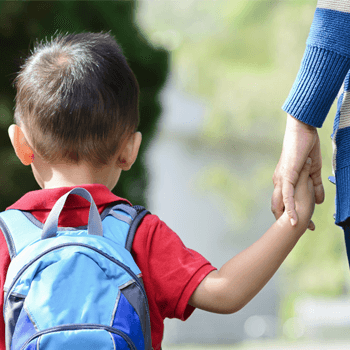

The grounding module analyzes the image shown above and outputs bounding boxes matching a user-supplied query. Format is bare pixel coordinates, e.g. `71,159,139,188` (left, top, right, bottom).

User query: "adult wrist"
287,114,316,132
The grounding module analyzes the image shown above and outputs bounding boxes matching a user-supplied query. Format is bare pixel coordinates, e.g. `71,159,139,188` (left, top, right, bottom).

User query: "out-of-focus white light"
283,316,305,339
244,315,267,338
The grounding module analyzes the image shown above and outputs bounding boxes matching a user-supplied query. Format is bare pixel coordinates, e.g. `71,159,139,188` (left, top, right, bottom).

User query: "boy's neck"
32,158,121,191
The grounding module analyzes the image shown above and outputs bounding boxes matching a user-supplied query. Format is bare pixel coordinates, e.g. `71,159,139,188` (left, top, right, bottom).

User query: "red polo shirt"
0,184,216,350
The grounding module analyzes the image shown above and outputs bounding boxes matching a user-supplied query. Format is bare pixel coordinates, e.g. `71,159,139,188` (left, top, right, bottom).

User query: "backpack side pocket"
4,292,28,350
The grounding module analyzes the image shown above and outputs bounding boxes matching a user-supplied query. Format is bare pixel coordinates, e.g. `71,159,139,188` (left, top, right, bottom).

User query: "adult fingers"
271,185,284,221
281,158,305,226
299,157,312,180
311,173,324,206
300,162,316,231
308,131,325,205
290,158,312,227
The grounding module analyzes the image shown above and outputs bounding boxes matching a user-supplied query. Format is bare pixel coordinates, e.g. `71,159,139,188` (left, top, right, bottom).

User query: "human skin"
8,123,142,191
271,114,325,230
9,118,316,314
189,157,315,313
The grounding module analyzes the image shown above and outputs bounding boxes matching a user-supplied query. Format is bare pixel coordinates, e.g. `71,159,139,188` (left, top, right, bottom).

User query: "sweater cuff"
282,45,350,128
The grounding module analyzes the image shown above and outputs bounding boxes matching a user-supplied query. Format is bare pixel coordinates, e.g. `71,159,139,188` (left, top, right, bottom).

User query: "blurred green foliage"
137,0,349,330
0,0,168,208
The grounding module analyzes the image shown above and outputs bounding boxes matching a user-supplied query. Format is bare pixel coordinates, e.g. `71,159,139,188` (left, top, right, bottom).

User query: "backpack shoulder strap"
101,203,150,252
125,205,150,252
0,212,16,259
0,210,42,259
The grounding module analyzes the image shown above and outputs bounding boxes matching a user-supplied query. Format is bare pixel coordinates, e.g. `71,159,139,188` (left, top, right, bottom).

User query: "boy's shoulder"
1,184,211,264
0,184,181,256
2,184,178,238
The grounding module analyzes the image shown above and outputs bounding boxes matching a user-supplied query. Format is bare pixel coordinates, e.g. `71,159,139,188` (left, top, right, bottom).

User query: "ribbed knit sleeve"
282,4,350,128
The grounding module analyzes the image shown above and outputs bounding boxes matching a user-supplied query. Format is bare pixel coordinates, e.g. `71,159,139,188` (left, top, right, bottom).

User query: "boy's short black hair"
14,31,139,167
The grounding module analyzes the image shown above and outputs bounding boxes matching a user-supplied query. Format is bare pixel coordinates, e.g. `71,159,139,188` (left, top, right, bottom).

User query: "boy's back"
0,184,216,350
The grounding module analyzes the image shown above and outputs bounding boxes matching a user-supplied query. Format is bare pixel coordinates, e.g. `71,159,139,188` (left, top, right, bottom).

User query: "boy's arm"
189,212,301,314
189,158,315,314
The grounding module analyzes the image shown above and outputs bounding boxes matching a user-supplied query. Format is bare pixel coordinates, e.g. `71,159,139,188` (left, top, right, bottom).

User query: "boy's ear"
8,124,34,166
117,132,142,171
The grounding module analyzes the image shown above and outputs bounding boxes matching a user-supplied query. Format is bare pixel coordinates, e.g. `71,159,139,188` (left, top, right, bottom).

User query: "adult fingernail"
306,158,312,165
291,218,296,226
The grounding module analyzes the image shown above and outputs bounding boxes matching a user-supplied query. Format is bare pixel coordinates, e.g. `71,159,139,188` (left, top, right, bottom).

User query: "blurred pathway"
163,339,350,350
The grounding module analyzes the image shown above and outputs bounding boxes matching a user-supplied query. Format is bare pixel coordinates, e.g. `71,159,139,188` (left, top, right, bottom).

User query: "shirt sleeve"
282,1,350,128
0,230,11,350
131,214,217,321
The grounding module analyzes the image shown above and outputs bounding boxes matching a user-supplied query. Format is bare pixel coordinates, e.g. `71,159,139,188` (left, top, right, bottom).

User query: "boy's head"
13,31,140,169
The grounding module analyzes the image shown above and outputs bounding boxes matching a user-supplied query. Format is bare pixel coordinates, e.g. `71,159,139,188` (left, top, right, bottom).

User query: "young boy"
0,32,315,350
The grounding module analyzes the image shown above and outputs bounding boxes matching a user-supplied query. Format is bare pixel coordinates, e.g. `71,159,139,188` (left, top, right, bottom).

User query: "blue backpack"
0,187,152,350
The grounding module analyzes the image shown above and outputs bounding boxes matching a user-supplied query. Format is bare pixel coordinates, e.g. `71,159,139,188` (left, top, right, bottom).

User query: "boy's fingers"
314,183,325,205
282,158,312,226
308,220,315,231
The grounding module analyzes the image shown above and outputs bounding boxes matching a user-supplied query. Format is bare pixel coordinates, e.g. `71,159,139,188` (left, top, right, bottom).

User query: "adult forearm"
217,213,304,313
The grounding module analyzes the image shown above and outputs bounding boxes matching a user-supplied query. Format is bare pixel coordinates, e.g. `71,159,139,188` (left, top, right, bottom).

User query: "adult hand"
271,114,325,230
294,157,316,232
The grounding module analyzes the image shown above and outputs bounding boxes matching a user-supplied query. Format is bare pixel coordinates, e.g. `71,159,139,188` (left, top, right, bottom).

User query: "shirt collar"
7,184,131,211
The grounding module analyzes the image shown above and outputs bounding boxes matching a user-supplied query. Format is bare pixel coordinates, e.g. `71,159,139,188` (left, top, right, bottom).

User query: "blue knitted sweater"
283,0,350,228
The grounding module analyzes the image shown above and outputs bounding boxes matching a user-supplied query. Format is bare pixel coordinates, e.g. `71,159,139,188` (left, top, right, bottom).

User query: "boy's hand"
291,157,316,232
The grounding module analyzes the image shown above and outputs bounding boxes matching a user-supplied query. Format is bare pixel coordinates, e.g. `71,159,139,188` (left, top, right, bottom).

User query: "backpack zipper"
20,323,137,350
4,242,151,334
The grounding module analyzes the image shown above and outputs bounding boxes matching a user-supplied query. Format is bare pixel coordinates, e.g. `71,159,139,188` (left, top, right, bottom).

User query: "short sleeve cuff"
174,264,217,321
282,45,350,128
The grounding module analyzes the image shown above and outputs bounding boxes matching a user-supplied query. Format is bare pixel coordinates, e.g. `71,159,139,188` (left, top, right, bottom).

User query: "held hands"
272,114,324,230
292,158,316,231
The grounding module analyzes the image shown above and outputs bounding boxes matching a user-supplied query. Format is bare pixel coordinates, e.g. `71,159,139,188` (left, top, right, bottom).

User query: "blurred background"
1,0,350,348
